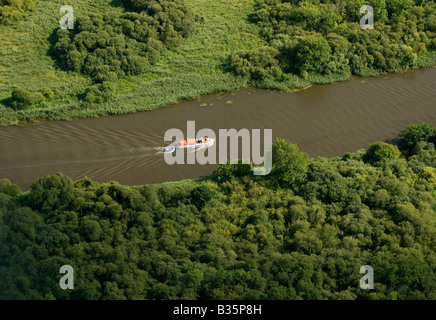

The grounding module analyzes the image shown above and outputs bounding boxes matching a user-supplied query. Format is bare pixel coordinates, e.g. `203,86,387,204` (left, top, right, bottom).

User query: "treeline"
0,0,38,25
229,0,436,84
9,0,197,110
1,122,436,299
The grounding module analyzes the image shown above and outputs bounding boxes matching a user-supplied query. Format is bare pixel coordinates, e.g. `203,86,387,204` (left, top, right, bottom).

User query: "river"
1,67,436,190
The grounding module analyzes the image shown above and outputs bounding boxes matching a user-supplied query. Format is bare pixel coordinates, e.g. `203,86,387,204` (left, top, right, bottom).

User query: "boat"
164,136,215,153
163,146,176,153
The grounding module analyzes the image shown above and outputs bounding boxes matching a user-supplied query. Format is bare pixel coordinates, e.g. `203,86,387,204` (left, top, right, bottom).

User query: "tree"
80,219,102,241
270,138,309,188
0,179,20,197
191,184,217,210
229,47,282,80
293,35,332,75
30,173,75,213
374,0,388,22
52,1,195,104
212,161,234,183
363,142,401,164
398,122,436,155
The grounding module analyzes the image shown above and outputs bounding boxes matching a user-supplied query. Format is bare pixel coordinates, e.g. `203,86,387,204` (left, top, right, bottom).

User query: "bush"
10,88,44,110
121,0,196,37
82,82,116,107
52,1,195,105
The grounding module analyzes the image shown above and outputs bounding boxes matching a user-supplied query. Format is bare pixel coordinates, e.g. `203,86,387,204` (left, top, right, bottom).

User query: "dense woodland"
229,0,436,83
1,122,436,300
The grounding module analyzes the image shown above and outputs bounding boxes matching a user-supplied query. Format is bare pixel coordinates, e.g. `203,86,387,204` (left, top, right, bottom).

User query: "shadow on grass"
46,27,66,71
221,55,236,76
109,0,125,8
0,96,14,109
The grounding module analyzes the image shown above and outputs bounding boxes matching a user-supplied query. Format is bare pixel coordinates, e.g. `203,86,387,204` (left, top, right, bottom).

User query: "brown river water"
1,68,436,190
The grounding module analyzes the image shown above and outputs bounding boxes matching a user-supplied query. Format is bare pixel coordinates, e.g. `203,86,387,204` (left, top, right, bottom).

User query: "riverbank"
2,0,436,127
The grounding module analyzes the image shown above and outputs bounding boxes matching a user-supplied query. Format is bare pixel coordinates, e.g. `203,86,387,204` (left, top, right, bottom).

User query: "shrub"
11,88,44,110
121,0,196,37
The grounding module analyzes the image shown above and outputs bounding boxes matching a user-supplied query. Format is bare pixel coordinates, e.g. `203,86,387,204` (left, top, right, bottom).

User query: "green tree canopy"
271,138,310,189
398,122,436,155
30,173,75,213
363,141,401,164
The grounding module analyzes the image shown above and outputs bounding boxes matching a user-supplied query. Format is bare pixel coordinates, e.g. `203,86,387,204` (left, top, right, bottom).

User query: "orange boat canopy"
178,137,211,147
181,138,197,145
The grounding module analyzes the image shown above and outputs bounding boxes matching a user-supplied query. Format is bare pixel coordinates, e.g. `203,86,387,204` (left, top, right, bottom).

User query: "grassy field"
0,0,268,126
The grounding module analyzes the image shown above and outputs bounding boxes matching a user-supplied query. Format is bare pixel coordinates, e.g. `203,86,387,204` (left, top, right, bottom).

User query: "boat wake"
126,146,167,153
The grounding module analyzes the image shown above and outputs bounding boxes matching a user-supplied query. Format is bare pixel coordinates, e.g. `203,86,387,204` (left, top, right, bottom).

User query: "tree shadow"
46,27,66,71
0,96,13,109
109,0,124,8
384,137,399,146
221,55,234,75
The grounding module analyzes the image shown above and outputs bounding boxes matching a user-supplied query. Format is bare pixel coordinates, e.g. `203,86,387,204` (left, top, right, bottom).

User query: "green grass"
0,0,265,126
